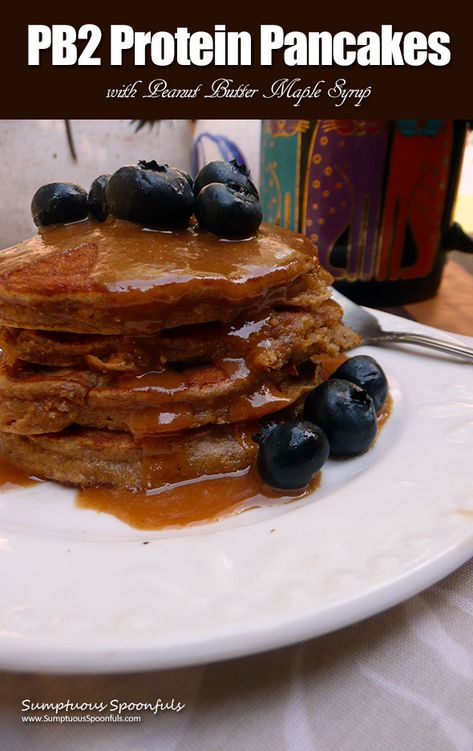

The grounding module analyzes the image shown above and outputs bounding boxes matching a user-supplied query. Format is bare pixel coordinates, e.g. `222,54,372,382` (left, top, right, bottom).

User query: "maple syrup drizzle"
76,468,321,531
74,396,392,531
0,455,38,490
377,392,393,431
316,353,348,380
3,220,314,300
0,394,391,529
0,352,392,529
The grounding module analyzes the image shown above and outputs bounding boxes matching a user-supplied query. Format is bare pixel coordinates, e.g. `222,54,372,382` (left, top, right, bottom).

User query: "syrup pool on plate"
76,468,320,531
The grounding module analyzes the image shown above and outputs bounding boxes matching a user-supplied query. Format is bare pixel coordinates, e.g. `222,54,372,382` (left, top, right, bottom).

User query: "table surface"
1,258,473,751
383,258,473,337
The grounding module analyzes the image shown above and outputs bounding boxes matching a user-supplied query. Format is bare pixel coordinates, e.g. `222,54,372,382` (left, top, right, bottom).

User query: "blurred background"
452,127,473,273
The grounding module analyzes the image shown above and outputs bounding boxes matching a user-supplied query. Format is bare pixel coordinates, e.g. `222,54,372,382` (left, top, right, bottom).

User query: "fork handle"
367,331,473,362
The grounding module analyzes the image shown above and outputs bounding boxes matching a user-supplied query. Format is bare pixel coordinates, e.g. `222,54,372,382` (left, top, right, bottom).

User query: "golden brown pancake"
0,216,361,491
0,300,356,371
0,424,261,490
0,219,326,335
0,356,320,436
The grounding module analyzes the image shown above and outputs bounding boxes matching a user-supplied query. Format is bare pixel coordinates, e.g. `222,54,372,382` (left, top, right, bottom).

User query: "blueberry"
194,160,259,198
304,379,377,457
88,174,110,222
138,159,161,170
174,168,194,191
138,160,193,190
106,162,194,229
195,183,262,240
331,355,388,413
254,420,330,491
31,183,88,227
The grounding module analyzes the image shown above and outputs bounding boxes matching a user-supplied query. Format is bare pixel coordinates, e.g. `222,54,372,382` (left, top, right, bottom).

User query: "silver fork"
331,289,473,363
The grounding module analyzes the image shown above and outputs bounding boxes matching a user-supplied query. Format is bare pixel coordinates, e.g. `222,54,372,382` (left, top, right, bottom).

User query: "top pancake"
0,219,320,334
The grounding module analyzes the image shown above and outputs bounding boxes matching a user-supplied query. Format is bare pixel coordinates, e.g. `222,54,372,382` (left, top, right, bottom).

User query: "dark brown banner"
1,2,471,118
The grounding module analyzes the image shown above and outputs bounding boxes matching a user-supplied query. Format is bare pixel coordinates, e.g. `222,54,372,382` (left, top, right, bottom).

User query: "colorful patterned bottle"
260,119,467,305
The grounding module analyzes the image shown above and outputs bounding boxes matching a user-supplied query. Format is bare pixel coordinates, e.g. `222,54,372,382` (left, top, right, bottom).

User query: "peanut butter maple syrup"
0,344,392,527
74,381,392,530
0,455,38,490
76,468,321,531
377,393,393,431
94,341,302,434
0,394,392,520
316,353,348,380
0,219,317,334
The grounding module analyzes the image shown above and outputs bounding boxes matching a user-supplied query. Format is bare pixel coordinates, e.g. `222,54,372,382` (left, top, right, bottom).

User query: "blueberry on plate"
31,183,89,227
194,160,259,198
88,174,110,222
106,162,194,229
254,420,330,491
304,379,377,457
330,355,388,413
195,182,262,240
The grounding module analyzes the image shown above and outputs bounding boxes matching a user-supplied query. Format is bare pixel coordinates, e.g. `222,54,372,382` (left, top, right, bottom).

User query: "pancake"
0,356,320,436
0,300,358,371
0,219,325,335
0,424,261,490
0,212,361,494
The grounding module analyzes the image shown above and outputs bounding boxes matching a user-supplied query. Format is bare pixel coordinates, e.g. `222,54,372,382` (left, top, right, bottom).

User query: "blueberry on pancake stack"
0,161,359,491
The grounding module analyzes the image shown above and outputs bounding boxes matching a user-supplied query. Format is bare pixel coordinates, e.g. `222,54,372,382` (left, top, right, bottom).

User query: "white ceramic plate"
0,309,472,674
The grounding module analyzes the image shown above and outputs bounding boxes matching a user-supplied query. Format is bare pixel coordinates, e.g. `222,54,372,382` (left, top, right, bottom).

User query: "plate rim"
0,535,471,674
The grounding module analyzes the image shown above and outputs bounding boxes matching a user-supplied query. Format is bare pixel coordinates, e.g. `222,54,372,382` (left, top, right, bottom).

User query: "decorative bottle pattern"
376,120,453,281
260,120,311,230
302,120,388,281
260,118,457,290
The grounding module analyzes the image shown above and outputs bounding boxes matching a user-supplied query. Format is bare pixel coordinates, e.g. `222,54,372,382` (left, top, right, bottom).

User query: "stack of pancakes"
0,219,359,490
